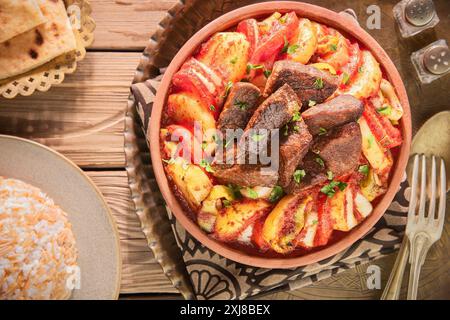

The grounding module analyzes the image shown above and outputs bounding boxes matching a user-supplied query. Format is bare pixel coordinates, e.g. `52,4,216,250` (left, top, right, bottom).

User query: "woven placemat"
125,0,409,300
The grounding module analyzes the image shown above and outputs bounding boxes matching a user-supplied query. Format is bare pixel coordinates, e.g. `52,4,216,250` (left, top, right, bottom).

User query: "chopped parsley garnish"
230,56,238,64
209,105,216,112
223,81,233,97
327,170,334,180
358,165,369,175
235,100,249,110
251,133,264,142
246,187,259,199
292,111,301,122
283,124,289,136
320,181,347,197
329,43,337,51
315,157,325,167
318,127,327,135
377,105,392,116
201,141,208,150
308,100,317,107
280,15,287,23
269,186,284,203
228,184,242,199
342,72,350,85
314,77,324,89
281,36,289,54
263,69,272,78
293,169,306,184
311,219,318,226
358,66,364,74
222,199,232,207
287,44,299,55
293,125,300,132
246,63,264,74
199,159,214,173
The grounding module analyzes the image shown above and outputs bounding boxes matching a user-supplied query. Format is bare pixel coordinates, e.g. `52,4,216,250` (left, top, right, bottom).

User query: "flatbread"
0,0,46,43
0,0,76,80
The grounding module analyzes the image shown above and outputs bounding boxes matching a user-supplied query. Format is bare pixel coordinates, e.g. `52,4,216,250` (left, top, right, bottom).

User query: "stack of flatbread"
0,0,77,80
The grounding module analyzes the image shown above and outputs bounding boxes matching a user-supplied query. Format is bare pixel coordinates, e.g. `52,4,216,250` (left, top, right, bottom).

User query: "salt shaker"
393,0,440,38
411,40,450,84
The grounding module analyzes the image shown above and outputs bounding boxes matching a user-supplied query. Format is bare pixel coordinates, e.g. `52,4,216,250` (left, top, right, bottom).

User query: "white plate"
0,135,121,299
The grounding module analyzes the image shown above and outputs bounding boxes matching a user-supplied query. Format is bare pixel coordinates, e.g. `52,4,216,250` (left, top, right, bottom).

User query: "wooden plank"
0,52,142,168
89,0,178,50
86,171,179,294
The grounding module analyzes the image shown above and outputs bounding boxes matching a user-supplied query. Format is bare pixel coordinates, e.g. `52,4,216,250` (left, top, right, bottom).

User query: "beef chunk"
285,122,362,195
302,95,363,135
284,151,328,195
217,82,261,133
212,165,278,187
313,122,362,177
264,60,338,105
245,83,300,130
278,120,312,189
236,84,300,165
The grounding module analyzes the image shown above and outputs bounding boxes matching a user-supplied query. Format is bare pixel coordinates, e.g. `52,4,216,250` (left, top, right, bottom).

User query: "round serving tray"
0,0,95,99
0,135,121,300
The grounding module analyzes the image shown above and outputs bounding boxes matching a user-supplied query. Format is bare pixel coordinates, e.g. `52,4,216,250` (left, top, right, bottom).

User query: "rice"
0,177,78,300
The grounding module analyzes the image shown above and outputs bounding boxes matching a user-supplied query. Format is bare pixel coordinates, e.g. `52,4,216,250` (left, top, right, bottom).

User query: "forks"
381,154,447,300
406,154,446,299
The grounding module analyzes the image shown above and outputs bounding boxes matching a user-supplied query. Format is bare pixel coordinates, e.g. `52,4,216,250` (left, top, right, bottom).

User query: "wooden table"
0,0,448,300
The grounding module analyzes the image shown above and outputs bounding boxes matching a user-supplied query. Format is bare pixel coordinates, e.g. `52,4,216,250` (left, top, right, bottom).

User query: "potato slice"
196,32,250,83
296,209,319,248
167,93,217,143
380,79,404,121
214,199,271,241
166,158,212,210
198,185,235,233
360,166,387,201
339,50,381,99
262,195,312,254
240,186,273,200
317,33,350,71
359,117,393,177
328,186,358,231
287,18,317,64
310,62,336,75
354,191,373,219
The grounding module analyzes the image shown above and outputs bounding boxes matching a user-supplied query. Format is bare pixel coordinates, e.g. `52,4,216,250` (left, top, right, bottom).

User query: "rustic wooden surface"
0,0,448,300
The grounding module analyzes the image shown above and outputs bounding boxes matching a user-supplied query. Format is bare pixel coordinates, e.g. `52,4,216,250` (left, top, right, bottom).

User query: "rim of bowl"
150,1,412,268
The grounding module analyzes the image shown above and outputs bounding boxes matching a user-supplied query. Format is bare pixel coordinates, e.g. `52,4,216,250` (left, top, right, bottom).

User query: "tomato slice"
314,193,333,247
250,12,299,67
363,99,402,149
172,58,224,118
338,42,362,89
236,18,259,57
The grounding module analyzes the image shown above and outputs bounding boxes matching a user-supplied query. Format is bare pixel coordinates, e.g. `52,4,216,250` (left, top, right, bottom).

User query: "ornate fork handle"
407,232,433,300
381,237,410,300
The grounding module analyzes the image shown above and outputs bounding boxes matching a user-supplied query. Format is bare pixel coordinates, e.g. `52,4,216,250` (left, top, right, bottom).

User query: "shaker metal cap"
423,45,450,75
405,0,435,27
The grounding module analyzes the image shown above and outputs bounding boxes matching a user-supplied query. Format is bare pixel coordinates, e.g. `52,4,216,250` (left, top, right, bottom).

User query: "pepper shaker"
411,40,450,84
393,0,440,38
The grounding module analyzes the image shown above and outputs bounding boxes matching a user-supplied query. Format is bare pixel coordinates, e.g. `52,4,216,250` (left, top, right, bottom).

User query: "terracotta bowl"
150,1,412,268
